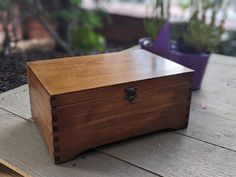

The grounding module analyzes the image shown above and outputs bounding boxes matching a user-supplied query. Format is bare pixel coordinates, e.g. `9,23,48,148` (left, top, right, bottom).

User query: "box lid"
27,49,193,96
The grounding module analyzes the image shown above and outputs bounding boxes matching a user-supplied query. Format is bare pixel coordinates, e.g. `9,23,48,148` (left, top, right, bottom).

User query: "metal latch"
124,87,137,103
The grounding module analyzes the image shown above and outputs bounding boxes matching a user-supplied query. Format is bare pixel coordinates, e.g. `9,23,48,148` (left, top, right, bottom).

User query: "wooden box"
28,49,194,164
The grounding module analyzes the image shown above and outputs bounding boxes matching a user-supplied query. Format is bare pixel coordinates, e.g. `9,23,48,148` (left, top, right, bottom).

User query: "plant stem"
34,0,74,55
2,11,11,56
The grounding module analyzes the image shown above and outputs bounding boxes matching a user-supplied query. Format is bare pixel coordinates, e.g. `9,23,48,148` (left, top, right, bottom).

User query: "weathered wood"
28,49,193,163
175,53,236,151
0,161,25,177
99,132,236,177
178,110,236,151
0,85,31,120
190,54,236,120
0,108,159,177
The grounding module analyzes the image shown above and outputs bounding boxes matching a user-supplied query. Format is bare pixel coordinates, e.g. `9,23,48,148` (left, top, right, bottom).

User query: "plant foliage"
50,0,106,52
0,0,106,54
144,0,230,54
144,0,170,39
180,0,227,53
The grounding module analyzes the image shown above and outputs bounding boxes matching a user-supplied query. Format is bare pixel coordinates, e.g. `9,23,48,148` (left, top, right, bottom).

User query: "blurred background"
0,0,236,92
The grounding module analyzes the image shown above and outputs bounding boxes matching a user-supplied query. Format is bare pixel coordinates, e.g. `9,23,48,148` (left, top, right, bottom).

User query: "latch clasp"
124,87,137,103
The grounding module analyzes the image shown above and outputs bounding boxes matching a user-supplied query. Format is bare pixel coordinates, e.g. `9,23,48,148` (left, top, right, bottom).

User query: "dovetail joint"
52,108,57,117
53,125,58,132
52,115,57,122
53,136,59,143
186,112,190,118
54,146,60,153
188,96,191,101
55,156,61,163
51,96,56,109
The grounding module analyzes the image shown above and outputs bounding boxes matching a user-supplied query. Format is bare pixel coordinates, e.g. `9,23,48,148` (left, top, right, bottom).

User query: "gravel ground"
0,43,134,93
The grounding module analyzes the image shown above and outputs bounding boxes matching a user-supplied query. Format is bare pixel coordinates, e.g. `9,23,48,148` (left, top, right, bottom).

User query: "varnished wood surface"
54,81,191,162
54,73,192,106
1,53,236,176
27,49,193,95
28,49,193,163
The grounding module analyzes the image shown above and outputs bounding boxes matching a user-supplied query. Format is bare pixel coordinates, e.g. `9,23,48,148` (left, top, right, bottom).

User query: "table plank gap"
174,132,236,153
95,148,163,177
98,132,236,177
0,108,160,177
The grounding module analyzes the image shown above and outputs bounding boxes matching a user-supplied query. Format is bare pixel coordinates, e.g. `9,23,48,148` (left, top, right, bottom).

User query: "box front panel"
53,73,193,163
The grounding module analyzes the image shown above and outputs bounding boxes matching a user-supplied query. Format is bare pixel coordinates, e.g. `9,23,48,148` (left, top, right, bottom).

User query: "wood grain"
189,54,236,121
99,132,236,177
176,54,236,151
28,49,193,163
0,85,31,120
28,67,55,160
53,82,191,162
55,82,190,120
0,108,159,177
0,162,24,177
54,73,192,106
27,49,193,95
178,110,236,151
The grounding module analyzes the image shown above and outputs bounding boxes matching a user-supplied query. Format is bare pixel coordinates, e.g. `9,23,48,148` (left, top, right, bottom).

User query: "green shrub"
144,0,229,54
181,0,226,53
0,0,107,55
144,0,170,39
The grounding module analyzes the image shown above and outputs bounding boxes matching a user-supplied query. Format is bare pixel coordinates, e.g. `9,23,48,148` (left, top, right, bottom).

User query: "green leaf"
70,0,82,6
144,18,166,39
70,26,105,52
178,0,191,10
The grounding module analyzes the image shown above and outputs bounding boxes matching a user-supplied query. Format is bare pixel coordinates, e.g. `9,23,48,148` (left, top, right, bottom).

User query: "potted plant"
140,0,228,90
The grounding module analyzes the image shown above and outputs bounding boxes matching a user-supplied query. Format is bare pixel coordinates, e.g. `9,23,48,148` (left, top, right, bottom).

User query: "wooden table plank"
0,159,29,177
176,53,236,151
178,110,236,151
0,162,23,177
190,54,236,120
0,108,159,177
0,85,31,120
191,91,236,122
99,132,236,177
0,53,236,177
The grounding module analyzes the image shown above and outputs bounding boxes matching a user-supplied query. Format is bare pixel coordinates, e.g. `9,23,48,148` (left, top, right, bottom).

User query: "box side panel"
54,72,193,163
28,67,56,161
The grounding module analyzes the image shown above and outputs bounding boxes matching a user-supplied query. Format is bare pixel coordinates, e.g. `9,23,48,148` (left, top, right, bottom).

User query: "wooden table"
0,53,236,177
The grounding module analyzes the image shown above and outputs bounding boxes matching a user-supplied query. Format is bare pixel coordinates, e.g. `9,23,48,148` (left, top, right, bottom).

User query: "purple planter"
169,51,209,90
140,22,209,90
139,22,172,58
